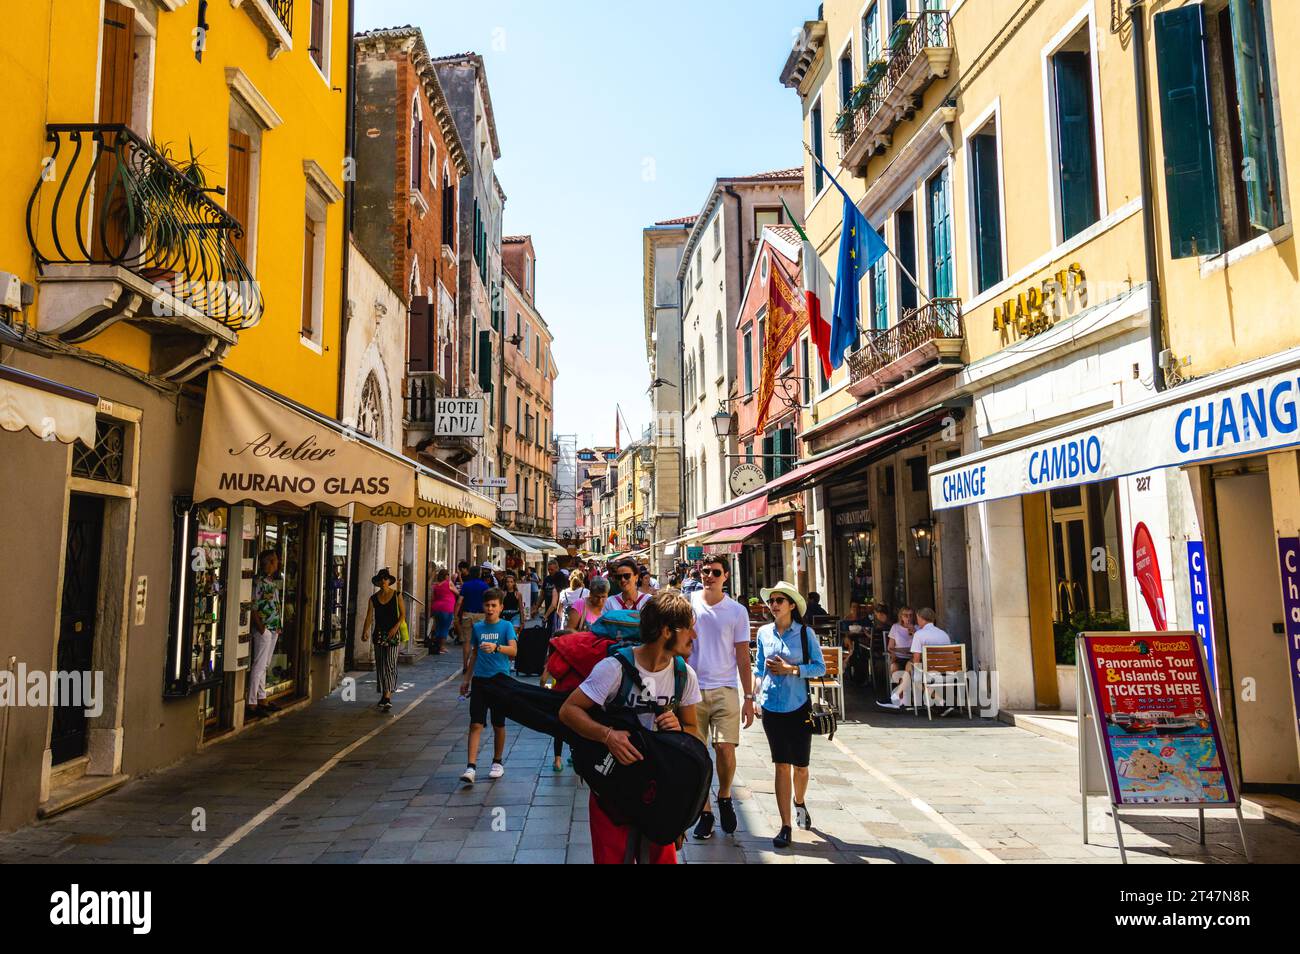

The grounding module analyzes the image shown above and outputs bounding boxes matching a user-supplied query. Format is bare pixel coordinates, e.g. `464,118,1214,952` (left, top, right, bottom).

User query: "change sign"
434,397,484,437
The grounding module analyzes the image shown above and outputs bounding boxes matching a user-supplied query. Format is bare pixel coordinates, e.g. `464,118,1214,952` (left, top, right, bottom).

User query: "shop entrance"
255,511,305,701
1214,466,1300,786
51,494,104,765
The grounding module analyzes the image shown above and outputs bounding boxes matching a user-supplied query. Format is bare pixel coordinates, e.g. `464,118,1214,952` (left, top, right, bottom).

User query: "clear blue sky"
356,0,806,447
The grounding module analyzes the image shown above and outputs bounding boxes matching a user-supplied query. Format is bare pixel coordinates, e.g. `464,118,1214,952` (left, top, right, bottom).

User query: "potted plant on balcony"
862,58,888,88
888,16,916,51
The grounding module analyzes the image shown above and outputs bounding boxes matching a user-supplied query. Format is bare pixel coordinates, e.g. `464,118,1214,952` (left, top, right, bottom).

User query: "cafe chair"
811,644,846,722
915,644,972,720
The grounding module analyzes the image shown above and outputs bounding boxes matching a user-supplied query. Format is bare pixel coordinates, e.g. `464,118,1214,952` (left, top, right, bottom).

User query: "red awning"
702,522,770,546
763,410,949,496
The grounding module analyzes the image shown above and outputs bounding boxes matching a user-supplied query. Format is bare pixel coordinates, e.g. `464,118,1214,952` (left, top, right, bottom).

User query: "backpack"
543,610,642,693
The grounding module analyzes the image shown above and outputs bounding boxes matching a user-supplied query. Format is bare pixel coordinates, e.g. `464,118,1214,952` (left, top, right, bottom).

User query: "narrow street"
2,652,1293,865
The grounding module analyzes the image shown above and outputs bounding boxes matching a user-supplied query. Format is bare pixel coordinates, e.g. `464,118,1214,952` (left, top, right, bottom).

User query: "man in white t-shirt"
686,553,754,840
909,607,952,662
560,591,702,864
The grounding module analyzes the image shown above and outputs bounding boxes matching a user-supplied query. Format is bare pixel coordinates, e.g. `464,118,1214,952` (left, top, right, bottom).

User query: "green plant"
1053,610,1129,666
108,136,215,269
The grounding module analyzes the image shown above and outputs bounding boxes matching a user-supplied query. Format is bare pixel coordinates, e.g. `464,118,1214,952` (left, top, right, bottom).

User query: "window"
226,128,254,263
301,194,326,342
410,94,422,191
811,98,825,194
926,165,954,298
714,314,724,380
1048,27,1101,241
969,119,1005,293
839,42,854,108
309,0,329,76
695,247,703,286
757,311,766,368
754,207,782,232
894,205,917,316
1154,1,1285,258
863,2,882,66
441,170,456,245
866,225,887,332
712,214,722,253
800,337,811,404
697,337,706,398
743,327,753,393
535,334,541,368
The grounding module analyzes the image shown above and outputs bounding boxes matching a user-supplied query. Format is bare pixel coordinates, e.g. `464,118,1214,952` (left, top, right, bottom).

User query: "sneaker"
718,797,737,835
381,700,393,712
488,762,505,780
693,810,715,840
773,825,792,849
795,802,812,831
459,766,476,785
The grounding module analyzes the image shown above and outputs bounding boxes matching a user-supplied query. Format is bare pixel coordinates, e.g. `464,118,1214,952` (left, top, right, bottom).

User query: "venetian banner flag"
754,259,808,435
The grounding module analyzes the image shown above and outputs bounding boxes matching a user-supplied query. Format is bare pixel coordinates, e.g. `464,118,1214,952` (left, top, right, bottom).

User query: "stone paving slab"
0,649,1298,864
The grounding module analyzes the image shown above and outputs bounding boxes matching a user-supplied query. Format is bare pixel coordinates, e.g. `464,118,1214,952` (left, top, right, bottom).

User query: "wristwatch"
744,693,756,702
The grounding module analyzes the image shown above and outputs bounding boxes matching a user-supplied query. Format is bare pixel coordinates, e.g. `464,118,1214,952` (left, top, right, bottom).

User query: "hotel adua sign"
930,356,1300,511
435,397,484,437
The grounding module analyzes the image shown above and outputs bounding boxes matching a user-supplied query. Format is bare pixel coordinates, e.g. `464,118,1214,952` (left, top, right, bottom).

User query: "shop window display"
1049,481,1128,663
165,500,229,715
256,512,303,699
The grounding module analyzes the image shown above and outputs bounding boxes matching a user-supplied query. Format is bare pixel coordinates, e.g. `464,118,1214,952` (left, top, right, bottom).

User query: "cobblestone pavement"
1,651,1296,864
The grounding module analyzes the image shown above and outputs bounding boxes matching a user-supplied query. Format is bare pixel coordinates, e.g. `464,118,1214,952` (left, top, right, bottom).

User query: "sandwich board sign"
1076,631,1248,863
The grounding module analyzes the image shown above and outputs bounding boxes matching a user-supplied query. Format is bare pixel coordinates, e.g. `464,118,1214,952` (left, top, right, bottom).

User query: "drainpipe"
335,2,358,416
1129,0,1166,392
678,274,687,536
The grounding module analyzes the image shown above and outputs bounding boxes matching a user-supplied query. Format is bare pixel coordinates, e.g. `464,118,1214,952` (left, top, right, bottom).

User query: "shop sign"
497,494,519,513
686,546,704,560
1078,632,1235,807
1186,541,1215,693
1275,538,1300,745
992,263,1086,344
782,529,796,541
834,508,871,528
434,397,484,437
930,360,1300,510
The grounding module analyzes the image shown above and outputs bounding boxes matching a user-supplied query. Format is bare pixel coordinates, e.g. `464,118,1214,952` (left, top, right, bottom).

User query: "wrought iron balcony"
834,10,953,173
27,125,261,349
848,297,964,394
268,0,293,33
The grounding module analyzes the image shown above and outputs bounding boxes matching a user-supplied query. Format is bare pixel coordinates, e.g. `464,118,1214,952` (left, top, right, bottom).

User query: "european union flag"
814,154,888,369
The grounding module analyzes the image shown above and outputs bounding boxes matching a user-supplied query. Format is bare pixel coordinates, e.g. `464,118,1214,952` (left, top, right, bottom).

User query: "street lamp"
909,517,935,558
712,407,734,439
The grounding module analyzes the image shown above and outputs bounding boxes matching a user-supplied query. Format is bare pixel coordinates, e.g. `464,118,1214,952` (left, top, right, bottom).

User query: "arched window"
714,313,724,381
410,94,423,191
358,373,384,443
698,336,706,394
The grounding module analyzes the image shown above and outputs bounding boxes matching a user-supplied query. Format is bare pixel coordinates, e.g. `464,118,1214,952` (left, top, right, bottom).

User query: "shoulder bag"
799,624,837,741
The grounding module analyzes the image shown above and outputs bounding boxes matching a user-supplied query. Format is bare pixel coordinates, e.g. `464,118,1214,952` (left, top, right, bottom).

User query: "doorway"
52,494,105,765
1214,468,1300,786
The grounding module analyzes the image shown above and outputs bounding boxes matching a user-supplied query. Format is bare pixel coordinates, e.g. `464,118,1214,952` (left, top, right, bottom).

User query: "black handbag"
799,625,837,741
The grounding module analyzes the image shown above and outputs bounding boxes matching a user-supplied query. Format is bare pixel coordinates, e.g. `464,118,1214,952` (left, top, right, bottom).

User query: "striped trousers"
374,640,399,697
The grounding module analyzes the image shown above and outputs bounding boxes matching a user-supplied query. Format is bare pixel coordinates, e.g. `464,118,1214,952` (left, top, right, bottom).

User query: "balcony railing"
26,124,261,330
405,374,439,425
834,9,952,164
268,0,293,33
849,297,963,382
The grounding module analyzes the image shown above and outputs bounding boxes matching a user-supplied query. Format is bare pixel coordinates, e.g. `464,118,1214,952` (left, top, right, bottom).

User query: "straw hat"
759,581,806,616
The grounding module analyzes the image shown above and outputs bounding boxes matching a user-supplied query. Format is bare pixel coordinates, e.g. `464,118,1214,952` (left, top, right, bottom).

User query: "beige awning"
0,364,97,445
353,471,495,528
195,369,416,510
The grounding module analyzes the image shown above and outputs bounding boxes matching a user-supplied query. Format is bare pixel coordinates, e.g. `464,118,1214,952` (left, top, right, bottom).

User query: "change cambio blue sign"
930,365,1300,511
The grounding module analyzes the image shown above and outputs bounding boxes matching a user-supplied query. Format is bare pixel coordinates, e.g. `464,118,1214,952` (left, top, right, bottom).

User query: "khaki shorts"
693,687,741,746
458,612,485,644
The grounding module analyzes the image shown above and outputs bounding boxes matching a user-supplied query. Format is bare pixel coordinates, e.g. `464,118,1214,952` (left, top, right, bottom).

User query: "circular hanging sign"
729,462,766,496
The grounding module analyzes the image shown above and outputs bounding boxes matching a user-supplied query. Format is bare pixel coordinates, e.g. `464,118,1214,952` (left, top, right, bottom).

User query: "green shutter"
1228,0,1281,231
762,433,775,482
478,329,492,393
927,167,953,298
1153,5,1223,258
971,132,1004,293
1053,52,1100,241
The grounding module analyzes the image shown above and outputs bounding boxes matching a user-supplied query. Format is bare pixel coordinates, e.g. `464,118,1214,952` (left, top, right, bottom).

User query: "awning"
763,408,951,497
0,364,97,445
491,526,541,554
355,472,496,527
929,345,1300,511
195,369,417,510
515,534,568,556
702,522,771,546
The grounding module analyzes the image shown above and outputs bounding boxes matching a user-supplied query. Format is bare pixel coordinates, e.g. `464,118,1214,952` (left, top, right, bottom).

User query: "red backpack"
544,630,617,693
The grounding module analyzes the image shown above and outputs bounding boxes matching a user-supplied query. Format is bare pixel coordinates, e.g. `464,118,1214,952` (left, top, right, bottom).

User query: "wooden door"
93,0,136,260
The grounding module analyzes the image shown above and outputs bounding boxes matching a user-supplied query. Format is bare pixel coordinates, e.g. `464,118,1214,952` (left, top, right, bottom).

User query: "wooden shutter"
93,0,135,259
1153,6,1223,258
408,295,433,373
478,329,493,393
762,433,775,482
227,129,252,260
442,181,455,244
1052,51,1099,241
302,214,317,336
310,0,325,69
1228,0,1281,231
971,132,1003,293
927,166,953,298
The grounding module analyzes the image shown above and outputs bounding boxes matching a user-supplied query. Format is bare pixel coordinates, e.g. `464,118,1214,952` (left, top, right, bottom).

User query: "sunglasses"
766,595,790,605
701,568,725,578
615,573,634,581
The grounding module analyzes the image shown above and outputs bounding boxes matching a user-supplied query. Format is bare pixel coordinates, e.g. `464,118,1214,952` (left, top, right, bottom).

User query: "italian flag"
785,200,834,380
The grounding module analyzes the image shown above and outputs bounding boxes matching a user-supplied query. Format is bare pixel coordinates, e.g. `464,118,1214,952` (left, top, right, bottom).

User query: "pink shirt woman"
430,576,458,614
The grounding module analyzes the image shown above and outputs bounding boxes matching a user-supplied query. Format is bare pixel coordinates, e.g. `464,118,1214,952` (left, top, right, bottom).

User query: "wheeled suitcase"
513,619,549,676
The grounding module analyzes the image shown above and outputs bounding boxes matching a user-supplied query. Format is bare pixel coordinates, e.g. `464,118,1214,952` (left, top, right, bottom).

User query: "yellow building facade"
0,0,351,830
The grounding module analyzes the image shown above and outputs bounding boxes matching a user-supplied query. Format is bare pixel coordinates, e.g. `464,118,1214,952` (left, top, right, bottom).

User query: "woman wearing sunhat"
361,568,404,712
754,581,826,849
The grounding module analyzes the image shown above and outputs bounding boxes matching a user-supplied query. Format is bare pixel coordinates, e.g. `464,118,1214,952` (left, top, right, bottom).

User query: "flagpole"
801,142,934,307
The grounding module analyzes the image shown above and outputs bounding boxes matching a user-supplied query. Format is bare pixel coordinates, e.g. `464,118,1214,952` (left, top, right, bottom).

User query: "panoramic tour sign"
1076,631,1248,863
931,353,1300,510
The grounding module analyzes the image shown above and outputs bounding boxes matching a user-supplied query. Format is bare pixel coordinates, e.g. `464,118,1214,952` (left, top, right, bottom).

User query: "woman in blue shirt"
754,581,826,849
